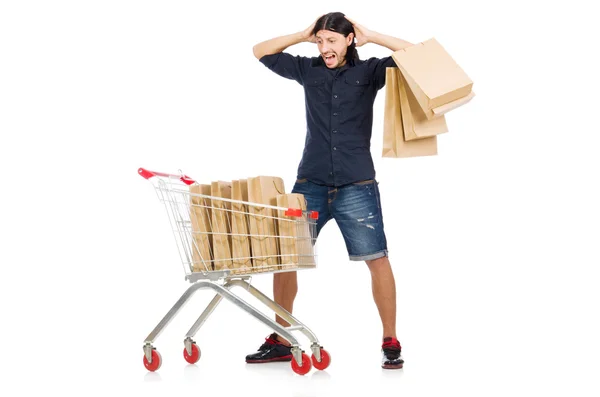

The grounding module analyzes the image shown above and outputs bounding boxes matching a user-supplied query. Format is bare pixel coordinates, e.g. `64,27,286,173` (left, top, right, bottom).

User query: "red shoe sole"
246,355,293,364
382,363,404,369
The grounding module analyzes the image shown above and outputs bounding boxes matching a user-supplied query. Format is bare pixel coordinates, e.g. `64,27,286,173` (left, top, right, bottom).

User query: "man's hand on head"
345,17,373,47
302,15,324,43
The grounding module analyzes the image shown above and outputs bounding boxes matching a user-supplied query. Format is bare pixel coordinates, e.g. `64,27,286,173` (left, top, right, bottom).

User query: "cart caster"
183,339,201,364
291,352,312,375
143,346,162,372
311,348,331,371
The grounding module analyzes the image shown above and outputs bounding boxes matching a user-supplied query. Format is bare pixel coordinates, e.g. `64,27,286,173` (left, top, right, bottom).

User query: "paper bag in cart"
392,38,475,120
189,184,213,272
382,67,438,158
248,176,285,272
230,179,253,275
276,193,316,270
210,181,233,271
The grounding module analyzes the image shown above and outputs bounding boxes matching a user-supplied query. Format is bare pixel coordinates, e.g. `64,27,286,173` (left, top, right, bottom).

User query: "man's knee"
274,271,297,281
274,271,298,289
366,256,389,269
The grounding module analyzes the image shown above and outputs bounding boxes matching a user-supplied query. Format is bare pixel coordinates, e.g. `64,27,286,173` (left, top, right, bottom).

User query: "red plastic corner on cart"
285,208,303,217
310,211,319,220
138,168,154,179
180,175,195,185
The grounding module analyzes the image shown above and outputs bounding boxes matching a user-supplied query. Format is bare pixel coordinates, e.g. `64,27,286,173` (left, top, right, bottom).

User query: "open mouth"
323,53,337,65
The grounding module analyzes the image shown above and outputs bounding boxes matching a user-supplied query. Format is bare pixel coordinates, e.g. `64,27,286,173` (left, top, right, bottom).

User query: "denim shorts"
292,178,388,261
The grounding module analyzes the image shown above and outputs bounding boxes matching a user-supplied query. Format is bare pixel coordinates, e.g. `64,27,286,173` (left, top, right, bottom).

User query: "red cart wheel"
311,348,331,370
143,349,162,372
291,352,312,375
183,343,201,364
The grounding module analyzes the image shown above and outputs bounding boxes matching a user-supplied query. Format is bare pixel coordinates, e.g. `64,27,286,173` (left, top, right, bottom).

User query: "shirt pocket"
343,75,370,96
304,77,329,103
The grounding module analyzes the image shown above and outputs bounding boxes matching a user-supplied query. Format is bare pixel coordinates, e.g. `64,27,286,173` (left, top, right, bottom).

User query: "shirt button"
333,147,337,151
329,172,333,176
333,95,338,99
333,112,338,116
332,130,337,134
356,80,360,84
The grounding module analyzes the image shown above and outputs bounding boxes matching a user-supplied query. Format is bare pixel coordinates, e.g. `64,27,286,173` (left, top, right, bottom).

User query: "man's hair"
311,12,359,62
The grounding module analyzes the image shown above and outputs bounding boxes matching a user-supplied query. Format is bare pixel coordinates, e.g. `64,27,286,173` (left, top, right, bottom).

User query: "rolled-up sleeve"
369,56,398,91
259,52,311,86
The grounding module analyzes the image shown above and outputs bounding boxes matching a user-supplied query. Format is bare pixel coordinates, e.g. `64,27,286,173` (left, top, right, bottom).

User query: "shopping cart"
138,168,331,375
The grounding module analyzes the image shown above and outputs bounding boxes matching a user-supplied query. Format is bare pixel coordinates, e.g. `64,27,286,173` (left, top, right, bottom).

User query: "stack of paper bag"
383,38,474,157
188,175,318,276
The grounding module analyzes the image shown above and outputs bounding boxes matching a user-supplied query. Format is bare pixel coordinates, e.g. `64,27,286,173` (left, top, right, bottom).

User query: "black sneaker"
245,333,293,363
381,337,404,369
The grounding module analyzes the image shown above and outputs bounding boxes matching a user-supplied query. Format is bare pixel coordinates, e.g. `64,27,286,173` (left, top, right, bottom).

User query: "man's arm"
368,32,413,51
252,32,307,60
252,16,321,59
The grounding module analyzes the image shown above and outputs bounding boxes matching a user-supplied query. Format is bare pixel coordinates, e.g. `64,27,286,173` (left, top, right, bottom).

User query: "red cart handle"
138,167,196,186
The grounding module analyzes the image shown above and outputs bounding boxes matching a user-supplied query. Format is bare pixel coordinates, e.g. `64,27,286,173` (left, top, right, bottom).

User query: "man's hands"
301,15,323,43
300,15,408,51
345,17,372,47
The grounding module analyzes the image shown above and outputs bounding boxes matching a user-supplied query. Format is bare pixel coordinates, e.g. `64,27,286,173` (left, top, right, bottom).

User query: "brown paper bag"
398,71,449,141
431,91,475,118
247,176,285,272
189,184,213,272
210,181,233,271
276,193,315,270
382,67,438,158
230,179,253,274
392,38,473,119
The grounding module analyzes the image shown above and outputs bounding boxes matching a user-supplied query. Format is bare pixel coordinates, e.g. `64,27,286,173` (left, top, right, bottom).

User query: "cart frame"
138,168,330,375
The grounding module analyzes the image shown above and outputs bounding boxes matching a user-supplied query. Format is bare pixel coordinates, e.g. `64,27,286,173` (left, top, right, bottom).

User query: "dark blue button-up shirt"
259,52,397,187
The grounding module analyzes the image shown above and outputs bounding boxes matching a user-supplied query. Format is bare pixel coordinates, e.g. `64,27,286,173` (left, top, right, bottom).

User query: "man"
246,12,412,369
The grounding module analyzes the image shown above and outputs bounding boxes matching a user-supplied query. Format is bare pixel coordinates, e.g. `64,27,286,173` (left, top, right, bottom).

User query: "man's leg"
332,179,403,368
366,256,397,339
331,179,395,338
272,270,297,345
273,180,331,343
246,180,330,361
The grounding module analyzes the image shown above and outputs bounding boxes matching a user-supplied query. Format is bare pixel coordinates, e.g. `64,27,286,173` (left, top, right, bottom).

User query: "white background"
1,0,599,396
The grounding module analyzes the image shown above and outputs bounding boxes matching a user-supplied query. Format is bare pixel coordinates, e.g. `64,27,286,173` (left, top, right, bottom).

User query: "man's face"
315,30,353,69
